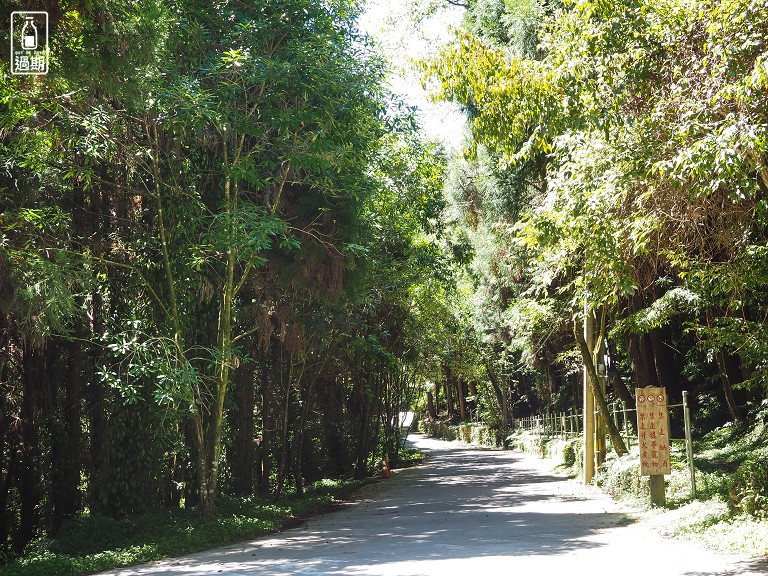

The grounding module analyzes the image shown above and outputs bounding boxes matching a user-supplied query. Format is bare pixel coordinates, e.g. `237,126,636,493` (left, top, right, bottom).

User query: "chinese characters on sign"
10,11,49,76
636,387,671,476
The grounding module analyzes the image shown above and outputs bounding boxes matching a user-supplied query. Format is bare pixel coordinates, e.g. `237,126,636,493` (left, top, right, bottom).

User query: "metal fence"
514,391,697,496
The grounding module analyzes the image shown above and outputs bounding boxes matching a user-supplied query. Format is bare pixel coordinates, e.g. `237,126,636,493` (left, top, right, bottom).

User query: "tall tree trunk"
293,376,313,497
606,340,637,433
87,333,107,514
183,418,200,508
274,348,294,500
323,376,347,477
0,438,17,551
444,367,455,419
573,320,627,457
457,380,467,421
258,342,278,494
368,370,384,474
426,391,437,419
193,414,212,517
198,210,236,516
165,451,183,508
87,174,111,516
229,358,255,497
467,381,478,417
51,336,83,531
626,332,659,389
354,407,371,480
716,351,743,421
0,328,19,550
649,325,683,400
705,309,743,421
485,362,510,438
545,361,558,412
354,361,373,480
17,347,42,552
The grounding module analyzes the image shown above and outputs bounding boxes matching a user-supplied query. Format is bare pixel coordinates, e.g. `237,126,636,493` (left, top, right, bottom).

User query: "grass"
652,411,768,557
397,445,427,467
510,406,768,558
0,479,368,576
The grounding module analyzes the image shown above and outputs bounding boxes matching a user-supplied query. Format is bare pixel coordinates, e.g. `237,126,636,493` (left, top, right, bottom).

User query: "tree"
1,0,399,543
425,0,768,446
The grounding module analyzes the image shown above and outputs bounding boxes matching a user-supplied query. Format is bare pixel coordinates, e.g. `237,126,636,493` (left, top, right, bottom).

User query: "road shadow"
106,436,641,575
683,558,768,576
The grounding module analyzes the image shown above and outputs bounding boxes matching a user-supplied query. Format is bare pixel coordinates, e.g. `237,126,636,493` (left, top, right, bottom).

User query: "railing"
514,391,697,496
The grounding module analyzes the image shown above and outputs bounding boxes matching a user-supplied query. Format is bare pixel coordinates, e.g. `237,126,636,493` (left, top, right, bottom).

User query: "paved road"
103,434,768,576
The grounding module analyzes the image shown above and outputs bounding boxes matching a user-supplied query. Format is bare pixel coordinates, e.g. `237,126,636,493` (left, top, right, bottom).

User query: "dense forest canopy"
2,0,768,564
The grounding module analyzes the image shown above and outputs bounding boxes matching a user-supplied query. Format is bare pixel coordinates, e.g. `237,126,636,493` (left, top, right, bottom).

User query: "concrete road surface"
100,434,768,576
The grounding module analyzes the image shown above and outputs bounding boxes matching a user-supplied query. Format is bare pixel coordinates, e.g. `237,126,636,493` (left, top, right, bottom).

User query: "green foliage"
420,420,500,447
465,0,554,57
504,297,560,363
3,249,82,345
98,323,199,408
396,446,427,467
1,0,457,560
561,438,576,467
0,481,365,576
426,0,768,435
729,458,768,518
614,287,700,335
422,29,556,162
205,206,295,265
91,397,173,519
429,0,768,555
6,0,768,565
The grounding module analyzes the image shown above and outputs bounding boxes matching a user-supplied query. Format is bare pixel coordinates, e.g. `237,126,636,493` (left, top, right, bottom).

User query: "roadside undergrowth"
0,479,368,576
508,407,768,558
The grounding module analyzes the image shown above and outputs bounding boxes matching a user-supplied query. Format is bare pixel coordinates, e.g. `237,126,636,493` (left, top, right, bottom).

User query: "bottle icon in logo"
21,17,38,50
10,11,49,75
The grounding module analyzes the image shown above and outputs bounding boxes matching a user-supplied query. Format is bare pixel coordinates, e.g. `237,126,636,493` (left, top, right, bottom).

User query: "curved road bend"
102,434,768,576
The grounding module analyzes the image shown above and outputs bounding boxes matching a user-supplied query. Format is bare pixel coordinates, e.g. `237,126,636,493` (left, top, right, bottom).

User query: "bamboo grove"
0,0,459,556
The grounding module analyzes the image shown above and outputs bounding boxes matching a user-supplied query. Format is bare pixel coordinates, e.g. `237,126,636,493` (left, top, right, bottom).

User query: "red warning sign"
636,387,671,476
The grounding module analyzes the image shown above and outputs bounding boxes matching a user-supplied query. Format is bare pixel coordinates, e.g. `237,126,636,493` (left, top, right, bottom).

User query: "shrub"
729,458,768,518
597,452,646,499
562,440,576,467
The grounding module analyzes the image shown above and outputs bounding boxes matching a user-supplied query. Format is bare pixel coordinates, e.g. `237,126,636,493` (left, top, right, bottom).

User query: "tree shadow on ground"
104,438,748,576
683,558,768,576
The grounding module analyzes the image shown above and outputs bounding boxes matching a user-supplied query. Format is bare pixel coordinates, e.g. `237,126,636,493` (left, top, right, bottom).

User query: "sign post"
683,391,696,498
636,387,671,506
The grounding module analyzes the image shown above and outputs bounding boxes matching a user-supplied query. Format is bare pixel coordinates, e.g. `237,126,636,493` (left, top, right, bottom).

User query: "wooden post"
622,400,630,449
577,407,581,434
583,304,595,484
650,475,666,506
683,391,696,498
637,387,671,506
